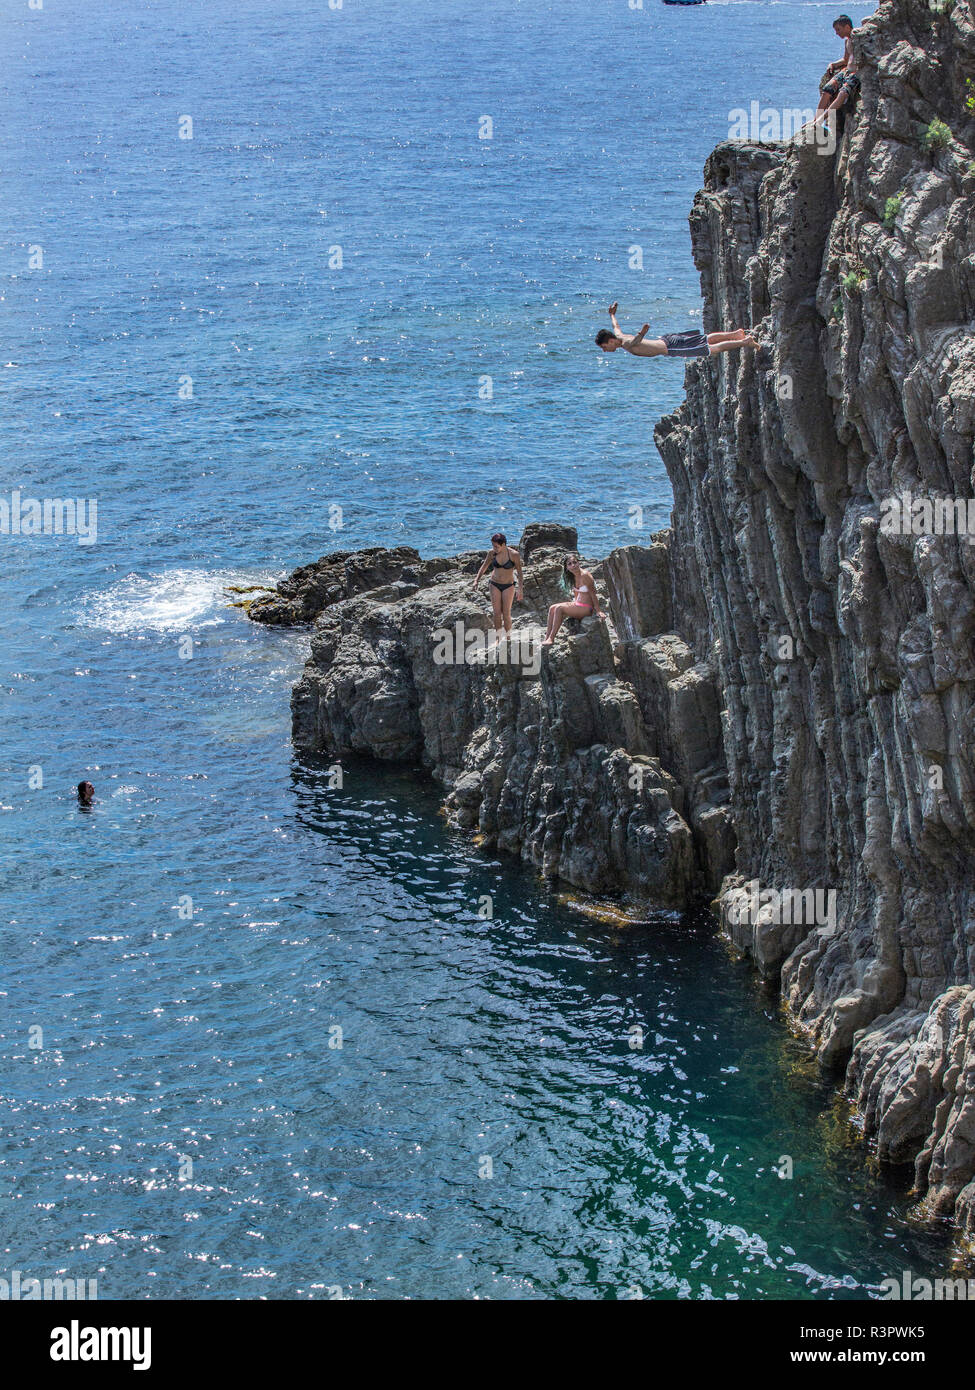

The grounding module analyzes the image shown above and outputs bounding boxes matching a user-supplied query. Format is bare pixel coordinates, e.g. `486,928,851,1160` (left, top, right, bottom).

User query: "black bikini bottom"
491,580,515,592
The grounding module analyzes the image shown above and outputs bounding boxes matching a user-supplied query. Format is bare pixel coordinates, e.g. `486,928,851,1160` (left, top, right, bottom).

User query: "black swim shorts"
824,69,860,96
661,330,710,358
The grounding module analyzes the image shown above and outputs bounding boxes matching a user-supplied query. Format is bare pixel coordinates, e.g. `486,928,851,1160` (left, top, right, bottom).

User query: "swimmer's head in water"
595,329,620,352
77,780,94,806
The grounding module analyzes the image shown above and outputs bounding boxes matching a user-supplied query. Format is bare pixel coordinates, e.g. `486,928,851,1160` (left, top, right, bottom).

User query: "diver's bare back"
620,333,666,357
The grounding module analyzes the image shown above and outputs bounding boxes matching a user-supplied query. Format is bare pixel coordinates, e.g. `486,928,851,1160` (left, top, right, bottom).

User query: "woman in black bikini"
472,532,524,639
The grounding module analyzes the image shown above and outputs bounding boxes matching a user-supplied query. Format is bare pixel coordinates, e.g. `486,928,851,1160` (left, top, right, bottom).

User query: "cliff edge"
262,524,735,910
653,0,975,1240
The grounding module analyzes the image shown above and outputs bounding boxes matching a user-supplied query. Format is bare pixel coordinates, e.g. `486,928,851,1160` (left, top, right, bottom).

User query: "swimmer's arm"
827,38,853,76
610,304,650,353
623,324,650,354
512,548,524,597
473,552,492,587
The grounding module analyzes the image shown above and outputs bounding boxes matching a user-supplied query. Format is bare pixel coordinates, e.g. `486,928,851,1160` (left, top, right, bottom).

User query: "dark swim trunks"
824,69,860,97
661,330,710,358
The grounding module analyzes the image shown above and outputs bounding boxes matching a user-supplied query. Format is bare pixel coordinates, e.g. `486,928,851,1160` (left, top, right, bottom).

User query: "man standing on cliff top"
813,15,860,130
596,304,758,359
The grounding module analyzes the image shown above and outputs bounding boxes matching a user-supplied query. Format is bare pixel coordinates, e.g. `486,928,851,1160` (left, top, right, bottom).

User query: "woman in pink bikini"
542,553,604,645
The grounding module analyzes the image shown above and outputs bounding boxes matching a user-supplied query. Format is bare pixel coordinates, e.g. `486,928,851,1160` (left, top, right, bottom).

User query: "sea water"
0,0,954,1298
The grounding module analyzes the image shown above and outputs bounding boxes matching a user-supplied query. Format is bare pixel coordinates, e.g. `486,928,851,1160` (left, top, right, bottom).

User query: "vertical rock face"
654,0,975,1237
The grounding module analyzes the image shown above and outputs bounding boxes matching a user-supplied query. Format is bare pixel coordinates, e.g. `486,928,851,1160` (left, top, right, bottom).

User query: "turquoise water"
1,0,955,1298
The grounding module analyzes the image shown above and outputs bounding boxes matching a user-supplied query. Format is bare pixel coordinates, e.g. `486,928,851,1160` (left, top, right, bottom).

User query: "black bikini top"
491,552,515,570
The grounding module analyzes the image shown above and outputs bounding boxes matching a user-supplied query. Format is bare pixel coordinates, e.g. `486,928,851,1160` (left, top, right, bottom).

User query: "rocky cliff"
263,523,734,911
653,0,975,1244
250,0,975,1246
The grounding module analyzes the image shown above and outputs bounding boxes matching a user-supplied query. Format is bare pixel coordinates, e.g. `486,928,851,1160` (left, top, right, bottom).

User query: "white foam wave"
80,569,268,636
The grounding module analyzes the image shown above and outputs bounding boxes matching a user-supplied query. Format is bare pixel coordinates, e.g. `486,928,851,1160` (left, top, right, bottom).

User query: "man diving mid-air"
596,303,759,359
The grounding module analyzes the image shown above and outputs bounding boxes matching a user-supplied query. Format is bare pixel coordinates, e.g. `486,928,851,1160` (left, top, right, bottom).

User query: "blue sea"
0,0,954,1300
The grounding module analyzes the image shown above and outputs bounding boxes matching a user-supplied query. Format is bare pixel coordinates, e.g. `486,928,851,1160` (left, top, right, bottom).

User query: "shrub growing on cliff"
883,193,904,229
841,267,869,293
924,118,952,152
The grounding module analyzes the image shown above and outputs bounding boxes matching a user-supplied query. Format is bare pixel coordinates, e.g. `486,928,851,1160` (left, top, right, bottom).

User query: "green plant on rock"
841,266,869,292
831,299,844,322
924,117,952,151
883,192,904,229
966,78,975,114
